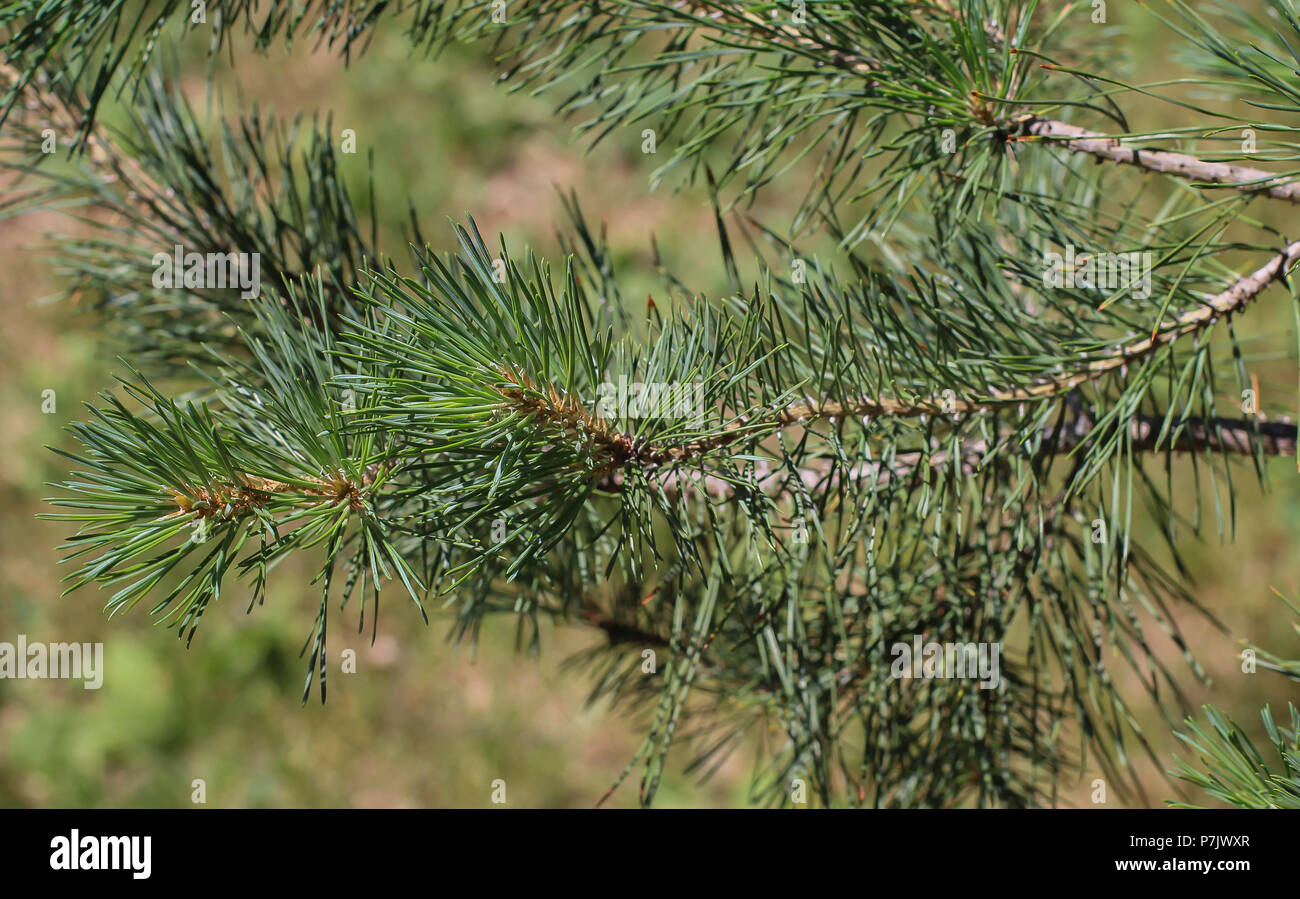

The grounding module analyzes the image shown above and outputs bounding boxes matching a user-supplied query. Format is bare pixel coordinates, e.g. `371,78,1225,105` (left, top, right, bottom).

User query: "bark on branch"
634,413,1298,501
1018,117,1300,204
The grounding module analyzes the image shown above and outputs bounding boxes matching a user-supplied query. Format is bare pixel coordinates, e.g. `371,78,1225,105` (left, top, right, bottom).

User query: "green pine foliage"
1171,591,1300,807
1172,704,1300,808
5,0,1300,807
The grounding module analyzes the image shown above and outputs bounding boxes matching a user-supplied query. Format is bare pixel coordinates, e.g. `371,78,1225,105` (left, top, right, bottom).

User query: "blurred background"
1,1,1297,808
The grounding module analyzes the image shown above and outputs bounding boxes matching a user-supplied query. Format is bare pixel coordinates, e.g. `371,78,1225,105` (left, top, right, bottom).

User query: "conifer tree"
4,0,1299,807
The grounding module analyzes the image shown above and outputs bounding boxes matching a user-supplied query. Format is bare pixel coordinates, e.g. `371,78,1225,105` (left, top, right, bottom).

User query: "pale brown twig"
1019,117,1300,205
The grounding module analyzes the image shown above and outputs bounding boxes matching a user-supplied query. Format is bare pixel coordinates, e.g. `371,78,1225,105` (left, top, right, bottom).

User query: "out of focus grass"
1,4,1298,808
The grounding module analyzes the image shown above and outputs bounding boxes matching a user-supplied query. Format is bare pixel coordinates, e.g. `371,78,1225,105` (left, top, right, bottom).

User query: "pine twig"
162,462,393,522
617,413,1298,500
1017,116,1300,204
628,236,1300,466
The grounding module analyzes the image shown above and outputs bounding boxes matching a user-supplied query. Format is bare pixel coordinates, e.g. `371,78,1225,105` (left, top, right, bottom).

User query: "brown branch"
1017,117,1300,204
1126,414,1298,457
630,414,1298,501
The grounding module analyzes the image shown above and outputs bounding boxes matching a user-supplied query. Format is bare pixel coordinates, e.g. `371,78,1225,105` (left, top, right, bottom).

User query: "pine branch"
1017,116,1300,204
1171,589,1300,807
0,0,411,131
1,61,380,374
620,412,1297,500
0,62,167,208
163,461,394,523
1171,704,1300,809
606,236,1300,467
